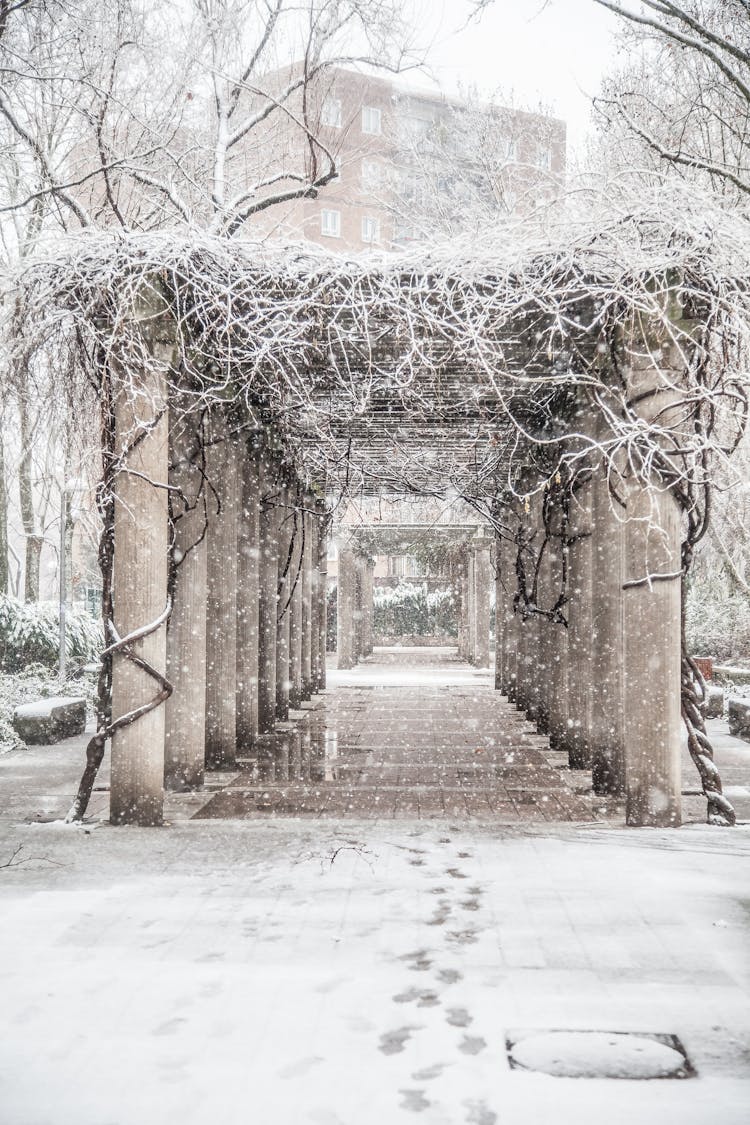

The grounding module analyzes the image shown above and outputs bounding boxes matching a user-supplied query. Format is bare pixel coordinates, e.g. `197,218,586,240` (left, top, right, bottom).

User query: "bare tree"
0,0,425,601
591,1,749,201
0,0,425,237
471,2,749,198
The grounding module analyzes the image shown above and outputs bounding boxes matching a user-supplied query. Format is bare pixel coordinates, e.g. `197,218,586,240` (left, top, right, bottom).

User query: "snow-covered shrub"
685,581,750,662
0,595,103,672
0,713,25,752
373,582,456,638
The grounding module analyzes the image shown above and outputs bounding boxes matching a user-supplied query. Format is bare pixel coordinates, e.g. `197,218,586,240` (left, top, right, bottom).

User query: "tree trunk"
0,426,8,595
18,399,41,602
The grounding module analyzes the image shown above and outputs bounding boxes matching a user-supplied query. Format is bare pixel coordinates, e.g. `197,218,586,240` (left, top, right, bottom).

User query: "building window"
361,159,381,189
536,145,552,171
393,218,417,243
321,96,342,128
361,215,380,243
402,115,431,142
321,209,341,238
361,105,382,135
500,137,518,163
399,172,425,207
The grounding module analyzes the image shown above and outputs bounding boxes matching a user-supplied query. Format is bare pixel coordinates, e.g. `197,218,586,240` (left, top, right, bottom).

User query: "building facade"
261,68,566,252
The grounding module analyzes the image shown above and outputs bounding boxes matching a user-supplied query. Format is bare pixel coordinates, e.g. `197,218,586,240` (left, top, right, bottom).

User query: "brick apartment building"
262,67,567,252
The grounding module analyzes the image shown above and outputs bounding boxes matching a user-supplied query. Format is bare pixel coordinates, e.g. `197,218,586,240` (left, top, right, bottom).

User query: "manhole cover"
507,1031,693,1079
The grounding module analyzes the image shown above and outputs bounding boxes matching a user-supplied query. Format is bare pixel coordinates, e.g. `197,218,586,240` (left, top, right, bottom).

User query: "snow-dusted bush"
0,595,103,672
686,582,750,662
373,582,456,637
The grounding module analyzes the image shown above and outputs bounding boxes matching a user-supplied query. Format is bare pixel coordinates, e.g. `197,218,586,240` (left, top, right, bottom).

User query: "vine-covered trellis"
3,195,748,825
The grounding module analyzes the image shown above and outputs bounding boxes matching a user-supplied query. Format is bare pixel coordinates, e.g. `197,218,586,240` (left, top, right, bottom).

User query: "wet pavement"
194,648,603,823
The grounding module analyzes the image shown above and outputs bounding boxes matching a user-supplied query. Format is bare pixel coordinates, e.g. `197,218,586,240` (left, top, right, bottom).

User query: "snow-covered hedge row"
373,582,456,638
0,595,103,673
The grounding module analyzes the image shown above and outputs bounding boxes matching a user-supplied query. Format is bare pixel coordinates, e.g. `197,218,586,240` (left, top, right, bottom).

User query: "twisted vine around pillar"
677,475,736,827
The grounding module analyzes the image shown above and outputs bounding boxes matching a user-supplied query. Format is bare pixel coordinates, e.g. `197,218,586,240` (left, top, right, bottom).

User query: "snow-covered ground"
0,816,748,1125
0,649,748,1123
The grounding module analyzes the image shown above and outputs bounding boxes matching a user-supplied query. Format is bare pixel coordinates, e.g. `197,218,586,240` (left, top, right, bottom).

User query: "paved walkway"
196,649,602,823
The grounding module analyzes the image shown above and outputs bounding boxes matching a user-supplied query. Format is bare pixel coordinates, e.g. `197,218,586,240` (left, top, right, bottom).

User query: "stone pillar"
564,478,594,769
337,544,356,670
494,540,503,691
456,550,469,660
498,530,519,700
619,307,687,826
110,302,170,827
471,534,492,669
288,495,304,710
545,505,569,751
275,483,292,720
314,505,328,690
590,469,625,794
164,405,208,792
361,560,374,657
517,616,532,711
257,450,279,734
623,483,682,826
300,503,314,699
513,509,532,714
236,441,260,748
205,418,239,769
466,549,477,663
521,498,544,725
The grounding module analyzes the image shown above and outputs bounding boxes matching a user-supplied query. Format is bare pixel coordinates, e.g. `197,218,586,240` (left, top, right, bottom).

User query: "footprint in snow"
459,1035,487,1056
393,987,440,1007
447,929,479,946
153,1017,187,1037
412,1063,445,1081
399,1088,430,1113
400,949,433,972
428,901,452,926
436,967,462,984
379,1026,422,1055
278,1055,324,1079
446,1007,472,1028
464,1099,498,1125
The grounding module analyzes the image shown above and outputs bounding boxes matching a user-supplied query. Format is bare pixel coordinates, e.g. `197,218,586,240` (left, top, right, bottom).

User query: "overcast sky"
409,0,623,152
